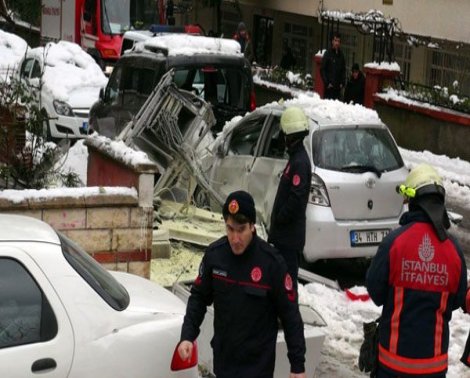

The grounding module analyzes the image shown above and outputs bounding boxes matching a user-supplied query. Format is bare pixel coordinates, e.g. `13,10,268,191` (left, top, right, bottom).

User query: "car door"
246,112,289,226
0,246,74,378
209,112,268,200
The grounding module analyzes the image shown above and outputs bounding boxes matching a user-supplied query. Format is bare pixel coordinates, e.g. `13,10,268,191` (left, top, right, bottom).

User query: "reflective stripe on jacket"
366,210,467,377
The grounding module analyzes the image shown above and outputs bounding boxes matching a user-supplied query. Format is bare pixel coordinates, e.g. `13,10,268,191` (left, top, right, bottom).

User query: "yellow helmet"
280,106,309,135
397,164,445,199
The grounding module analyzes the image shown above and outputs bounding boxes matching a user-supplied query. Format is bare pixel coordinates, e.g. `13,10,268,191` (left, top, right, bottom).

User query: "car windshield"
312,127,404,173
173,66,248,109
59,233,130,311
101,0,131,34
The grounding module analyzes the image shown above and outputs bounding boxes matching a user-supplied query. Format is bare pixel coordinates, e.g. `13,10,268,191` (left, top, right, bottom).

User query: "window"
226,114,265,156
60,233,130,311
20,58,34,79
105,65,122,104
394,40,411,82
283,22,313,72
173,66,248,109
261,116,287,159
429,49,470,96
312,128,403,172
0,258,57,349
31,60,42,79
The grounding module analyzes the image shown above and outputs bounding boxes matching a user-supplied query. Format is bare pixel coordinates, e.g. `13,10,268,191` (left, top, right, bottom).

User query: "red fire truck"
41,0,146,71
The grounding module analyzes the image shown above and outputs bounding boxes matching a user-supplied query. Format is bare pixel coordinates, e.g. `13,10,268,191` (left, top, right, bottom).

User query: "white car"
17,41,108,141
206,96,409,262
0,214,198,378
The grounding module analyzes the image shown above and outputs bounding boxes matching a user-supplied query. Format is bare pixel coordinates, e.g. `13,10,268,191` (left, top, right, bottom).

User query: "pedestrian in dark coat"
366,164,467,378
178,191,307,378
233,22,249,54
344,63,365,105
268,107,311,290
280,46,296,71
320,32,346,100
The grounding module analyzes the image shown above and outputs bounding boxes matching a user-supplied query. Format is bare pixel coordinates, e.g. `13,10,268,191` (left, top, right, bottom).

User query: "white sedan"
0,214,198,378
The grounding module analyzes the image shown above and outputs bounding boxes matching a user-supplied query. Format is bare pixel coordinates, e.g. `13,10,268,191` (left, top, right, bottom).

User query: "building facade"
186,0,470,96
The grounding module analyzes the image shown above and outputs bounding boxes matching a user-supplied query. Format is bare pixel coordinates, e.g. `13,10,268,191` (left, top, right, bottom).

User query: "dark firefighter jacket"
180,235,306,378
366,210,467,377
320,47,346,90
268,141,311,254
460,287,470,367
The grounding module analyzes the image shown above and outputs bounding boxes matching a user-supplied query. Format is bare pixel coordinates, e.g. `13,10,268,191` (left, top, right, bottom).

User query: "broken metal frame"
118,69,225,208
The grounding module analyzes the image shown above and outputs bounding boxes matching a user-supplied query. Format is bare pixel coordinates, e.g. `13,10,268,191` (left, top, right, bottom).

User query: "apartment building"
188,0,470,95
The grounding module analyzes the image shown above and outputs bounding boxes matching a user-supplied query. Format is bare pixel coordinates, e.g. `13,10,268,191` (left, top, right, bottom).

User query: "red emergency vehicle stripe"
434,292,448,356
379,344,447,375
389,286,404,354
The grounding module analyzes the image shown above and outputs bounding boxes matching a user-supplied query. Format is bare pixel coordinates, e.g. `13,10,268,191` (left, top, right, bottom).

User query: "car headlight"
53,100,75,116
309,173,330,206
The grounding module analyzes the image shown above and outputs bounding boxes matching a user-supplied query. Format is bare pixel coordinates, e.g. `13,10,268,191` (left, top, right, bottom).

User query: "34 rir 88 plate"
350,229,390,247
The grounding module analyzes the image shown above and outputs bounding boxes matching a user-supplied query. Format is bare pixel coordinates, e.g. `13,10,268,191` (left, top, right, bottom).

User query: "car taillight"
249,90,256,111
309,173,330,206
171,341,198,371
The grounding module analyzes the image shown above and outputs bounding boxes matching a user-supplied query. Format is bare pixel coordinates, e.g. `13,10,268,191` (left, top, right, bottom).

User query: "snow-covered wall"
323,0,469,43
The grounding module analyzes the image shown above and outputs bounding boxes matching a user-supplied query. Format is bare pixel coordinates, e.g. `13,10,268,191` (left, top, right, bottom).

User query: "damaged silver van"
89,34,255,138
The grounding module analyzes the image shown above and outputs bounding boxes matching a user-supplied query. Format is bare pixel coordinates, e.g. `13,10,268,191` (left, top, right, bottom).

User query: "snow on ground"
55,140,89,185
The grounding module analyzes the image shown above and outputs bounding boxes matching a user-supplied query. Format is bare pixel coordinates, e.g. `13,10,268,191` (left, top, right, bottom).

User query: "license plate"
350,229,390,247
81,121,89,132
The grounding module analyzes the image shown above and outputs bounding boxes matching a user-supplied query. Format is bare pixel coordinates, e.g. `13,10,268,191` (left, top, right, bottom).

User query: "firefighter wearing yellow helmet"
268,106,311,291
366,163,467,377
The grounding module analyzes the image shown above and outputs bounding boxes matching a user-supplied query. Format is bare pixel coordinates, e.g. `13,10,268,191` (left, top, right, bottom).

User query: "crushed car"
203,95,409,262
0,214,198,377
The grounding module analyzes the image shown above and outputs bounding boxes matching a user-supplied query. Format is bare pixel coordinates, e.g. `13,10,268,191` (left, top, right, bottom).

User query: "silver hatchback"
207,97,408,262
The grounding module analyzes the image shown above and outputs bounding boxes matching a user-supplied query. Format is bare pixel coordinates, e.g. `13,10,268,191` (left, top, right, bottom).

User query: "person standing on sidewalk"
321,32,346,100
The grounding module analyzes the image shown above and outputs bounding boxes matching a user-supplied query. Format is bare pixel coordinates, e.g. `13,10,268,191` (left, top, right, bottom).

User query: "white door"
0,246,74,378
209,112,268,199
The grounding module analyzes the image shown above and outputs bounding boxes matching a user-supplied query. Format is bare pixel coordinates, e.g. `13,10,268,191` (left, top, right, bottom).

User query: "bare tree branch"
0,0,15,25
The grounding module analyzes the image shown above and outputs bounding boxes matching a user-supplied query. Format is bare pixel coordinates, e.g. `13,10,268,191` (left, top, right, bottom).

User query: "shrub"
0,74,80,189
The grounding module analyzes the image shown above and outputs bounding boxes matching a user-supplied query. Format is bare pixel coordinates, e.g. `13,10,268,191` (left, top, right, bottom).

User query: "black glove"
359,318,380,376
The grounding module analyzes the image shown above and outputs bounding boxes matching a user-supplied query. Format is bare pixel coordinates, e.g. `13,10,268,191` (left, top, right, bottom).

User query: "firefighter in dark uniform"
366,164,467,377
462,286,470,369
178,191,306,378
268,106,311,290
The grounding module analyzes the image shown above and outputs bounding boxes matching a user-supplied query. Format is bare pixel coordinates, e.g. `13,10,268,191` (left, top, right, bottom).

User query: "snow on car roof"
0,29,28,80
0,214,60,244
28,41,108,102
265,92,382,125
136,34,242,57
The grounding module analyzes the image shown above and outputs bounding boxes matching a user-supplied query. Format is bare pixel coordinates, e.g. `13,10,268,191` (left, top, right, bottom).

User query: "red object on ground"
345,289,370,301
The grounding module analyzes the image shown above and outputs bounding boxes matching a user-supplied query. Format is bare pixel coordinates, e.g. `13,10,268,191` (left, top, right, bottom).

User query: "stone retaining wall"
0,189,153,278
